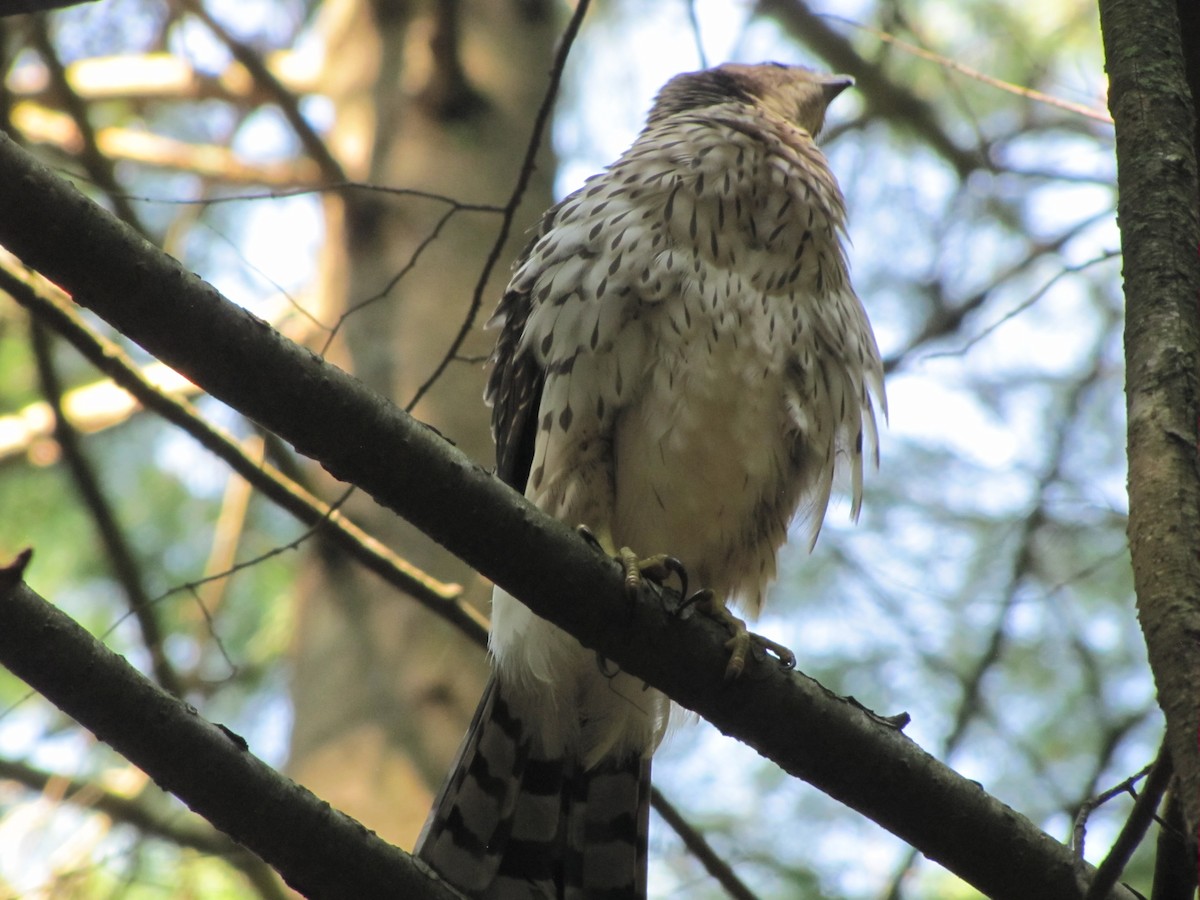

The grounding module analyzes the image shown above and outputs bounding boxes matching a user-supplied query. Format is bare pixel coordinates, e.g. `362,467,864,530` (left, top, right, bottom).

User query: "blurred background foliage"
0,0,1158,897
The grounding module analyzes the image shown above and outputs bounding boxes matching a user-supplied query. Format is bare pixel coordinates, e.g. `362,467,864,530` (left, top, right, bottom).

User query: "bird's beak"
821,75,855,102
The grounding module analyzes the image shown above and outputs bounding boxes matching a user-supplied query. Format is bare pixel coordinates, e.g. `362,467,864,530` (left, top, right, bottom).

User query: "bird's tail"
415,673,651,899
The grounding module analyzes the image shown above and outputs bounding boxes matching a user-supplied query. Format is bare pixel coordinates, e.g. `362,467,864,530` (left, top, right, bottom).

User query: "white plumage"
417,62,884,899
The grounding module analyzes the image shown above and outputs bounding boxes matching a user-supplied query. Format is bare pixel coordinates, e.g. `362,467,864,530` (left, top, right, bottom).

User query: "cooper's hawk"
416,62,885,898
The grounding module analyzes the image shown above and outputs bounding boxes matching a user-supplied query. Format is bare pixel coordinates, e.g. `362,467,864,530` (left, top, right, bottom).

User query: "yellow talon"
617,550,687,600
576,525,794,679
693,591,796,680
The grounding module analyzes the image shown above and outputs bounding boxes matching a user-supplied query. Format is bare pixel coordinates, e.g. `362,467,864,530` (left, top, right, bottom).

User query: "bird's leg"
575,526,792,679
576,526,687,601
685,590,797,681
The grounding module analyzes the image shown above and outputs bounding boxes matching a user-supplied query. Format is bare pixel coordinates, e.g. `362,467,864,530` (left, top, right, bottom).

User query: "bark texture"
1099,0,1200,846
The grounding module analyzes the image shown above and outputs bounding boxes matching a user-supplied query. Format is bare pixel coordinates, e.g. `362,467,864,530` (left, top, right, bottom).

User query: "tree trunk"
1100,0,1200,849
286,0,558,848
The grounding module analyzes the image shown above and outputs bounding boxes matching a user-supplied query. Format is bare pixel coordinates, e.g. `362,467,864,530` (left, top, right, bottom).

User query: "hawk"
415,62,885,898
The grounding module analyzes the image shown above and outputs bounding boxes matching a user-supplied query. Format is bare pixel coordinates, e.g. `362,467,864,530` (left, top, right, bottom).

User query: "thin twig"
180,0,346,183
322,204,460,355
1,261,484,643
651,787,759,900
120,181,505,211
685,0,709,68
925,250,1121,360
882,208,1114,373
27,15,149,235
28,317,185,699
829,15,1113,124
1074,761,1158,857
1082,746,1173,900
405,0,592,412
0,756,289,900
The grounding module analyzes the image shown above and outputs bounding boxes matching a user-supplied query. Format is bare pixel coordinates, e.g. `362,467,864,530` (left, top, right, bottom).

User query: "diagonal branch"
0,127,1137,900
179,0,346,183
0,755,289,900
28,317,184,698
3,245,764,897
650,789,758,900
0,260,481,642
0,553,460,900
27,15,149,235
1080,747,1170,900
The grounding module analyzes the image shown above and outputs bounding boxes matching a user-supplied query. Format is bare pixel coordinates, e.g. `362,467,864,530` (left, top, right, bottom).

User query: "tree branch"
28,317,184,697
650,788,758,900
0,553,461,900
0,128,1138,900
27,15,148,234
178,0,345,183
0,260,479,641
1151,789,1197,900
11,102,322,184
1099,0,1200,846
1083,747,1172,900
0,756,290,900
3,235,780,895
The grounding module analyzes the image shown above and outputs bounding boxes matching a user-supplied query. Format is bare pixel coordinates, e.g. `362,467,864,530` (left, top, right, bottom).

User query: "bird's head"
649,62,853,137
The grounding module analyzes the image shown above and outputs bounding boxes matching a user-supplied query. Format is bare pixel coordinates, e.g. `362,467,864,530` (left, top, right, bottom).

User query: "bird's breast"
610,283,806,608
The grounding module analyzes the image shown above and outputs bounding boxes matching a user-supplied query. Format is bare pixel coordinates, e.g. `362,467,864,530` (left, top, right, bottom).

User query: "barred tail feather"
413,676,515,892
563,755,651,900
415,674,651,898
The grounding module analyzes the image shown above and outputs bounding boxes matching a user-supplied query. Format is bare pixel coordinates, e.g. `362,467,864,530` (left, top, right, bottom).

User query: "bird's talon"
758,636,796,670
676,587,713,618
618,547,642,599
618,549,689,600
659,556,689,599
633,553,688,597
723,633,750,681
576,524,605,554
694,592,795,680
